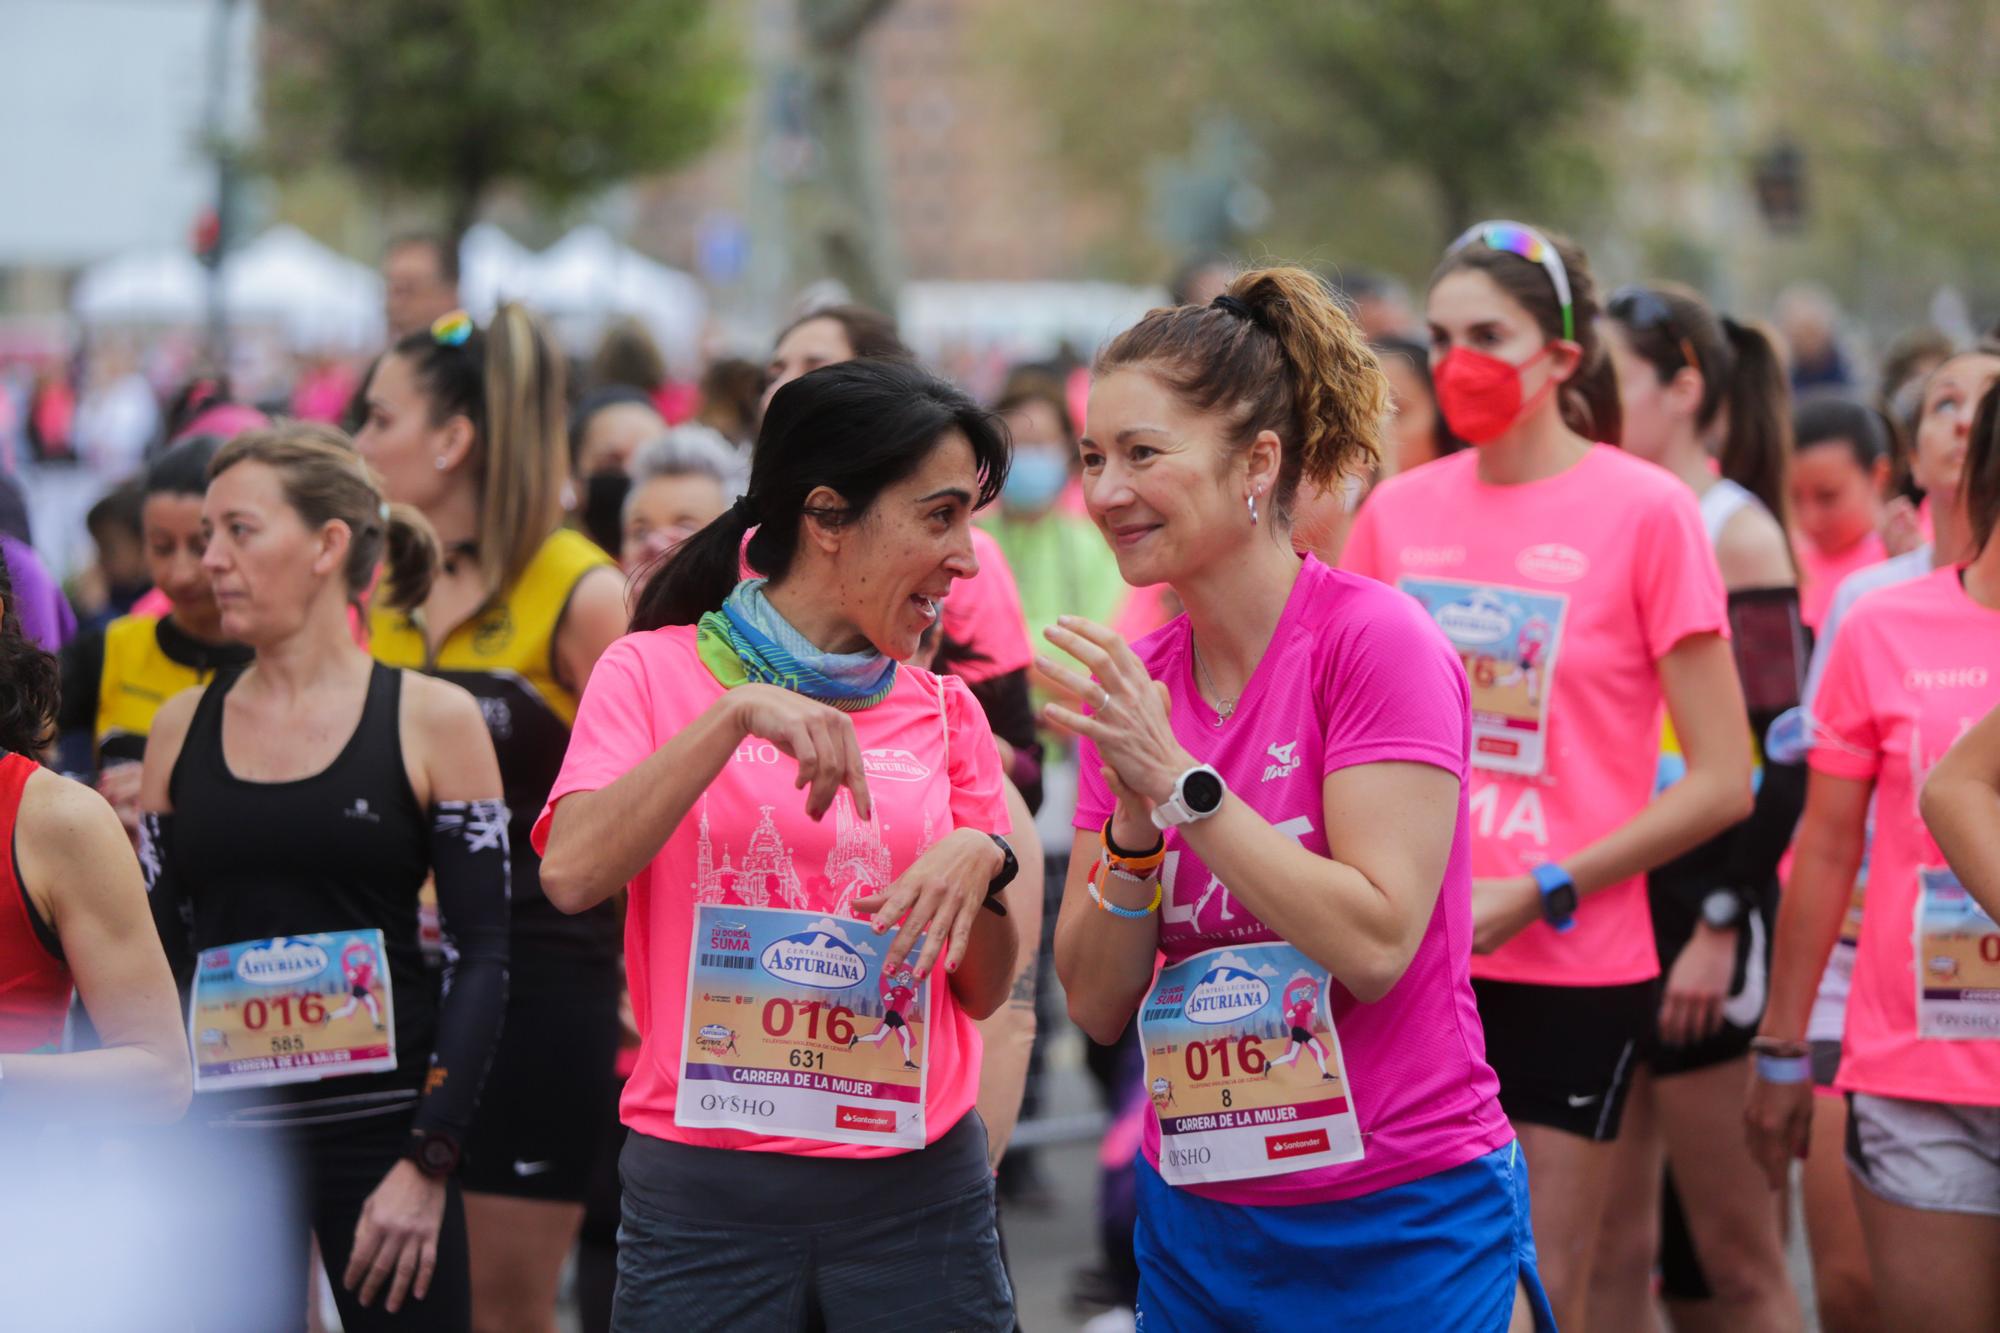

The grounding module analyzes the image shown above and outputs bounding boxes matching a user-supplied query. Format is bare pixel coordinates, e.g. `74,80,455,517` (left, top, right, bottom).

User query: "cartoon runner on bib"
849,962,920,1070
324,937,385,1030
1498,613,1552,708
1265,970,1335,1080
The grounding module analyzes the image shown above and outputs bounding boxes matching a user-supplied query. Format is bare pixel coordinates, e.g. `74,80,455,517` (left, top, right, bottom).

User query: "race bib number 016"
1399,576,1569,777
677,905,928,1148
190,929,397,1092
1139,942,1362,1187
1916,866,2000,1039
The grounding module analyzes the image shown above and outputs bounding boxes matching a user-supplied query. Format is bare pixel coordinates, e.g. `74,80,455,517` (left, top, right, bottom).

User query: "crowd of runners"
4,217,2000,1333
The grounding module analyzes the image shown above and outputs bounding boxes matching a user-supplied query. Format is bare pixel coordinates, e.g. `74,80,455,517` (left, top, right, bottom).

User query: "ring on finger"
1095,685,1110,709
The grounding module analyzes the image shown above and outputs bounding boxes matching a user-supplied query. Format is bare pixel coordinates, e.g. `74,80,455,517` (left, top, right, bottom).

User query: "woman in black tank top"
142,423,509,1332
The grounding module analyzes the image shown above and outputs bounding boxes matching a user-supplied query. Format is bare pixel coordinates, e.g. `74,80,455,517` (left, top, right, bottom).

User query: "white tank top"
1698,477,1758,546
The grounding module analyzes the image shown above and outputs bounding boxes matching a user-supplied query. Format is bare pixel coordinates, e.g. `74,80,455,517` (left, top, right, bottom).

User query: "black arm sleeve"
1718,587,1809,906
138,811,195,997
417,799,512,1143
966,667,1044,813
1719,710,1807,905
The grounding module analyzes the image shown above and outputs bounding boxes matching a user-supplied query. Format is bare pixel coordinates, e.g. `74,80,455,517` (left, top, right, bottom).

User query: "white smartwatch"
1151,764,1227,830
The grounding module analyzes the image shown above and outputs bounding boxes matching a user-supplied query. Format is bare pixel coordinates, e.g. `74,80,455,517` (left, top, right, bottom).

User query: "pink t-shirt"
531,626,1011,1156
1799,531,1888,632
942,527,1034,684
1344,447,1729,986
1808,566,2000,1105
1074,557,1512,1205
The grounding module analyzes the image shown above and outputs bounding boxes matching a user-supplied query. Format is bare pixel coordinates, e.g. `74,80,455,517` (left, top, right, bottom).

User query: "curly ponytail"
0,549,58,756
1095,265,1389,522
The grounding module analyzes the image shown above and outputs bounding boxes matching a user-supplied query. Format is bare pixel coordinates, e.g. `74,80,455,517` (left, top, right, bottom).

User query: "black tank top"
168,663,436,1118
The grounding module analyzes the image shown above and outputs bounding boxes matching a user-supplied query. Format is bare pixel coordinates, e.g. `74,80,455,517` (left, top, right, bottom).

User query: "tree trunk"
785,0,898,312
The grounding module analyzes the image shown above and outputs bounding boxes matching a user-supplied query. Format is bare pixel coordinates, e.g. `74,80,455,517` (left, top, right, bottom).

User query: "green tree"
998,0,1640,278
1742,0,2000,322
264,0,743,242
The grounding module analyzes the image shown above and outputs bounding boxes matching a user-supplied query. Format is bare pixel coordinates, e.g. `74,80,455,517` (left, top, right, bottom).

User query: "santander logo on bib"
237,938,329,986
760,918,871,990
1516,543,1590,583
1184,952,1277,1025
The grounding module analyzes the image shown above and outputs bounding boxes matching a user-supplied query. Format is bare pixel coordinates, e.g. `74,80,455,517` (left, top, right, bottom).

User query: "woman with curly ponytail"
1048,266,1551,1329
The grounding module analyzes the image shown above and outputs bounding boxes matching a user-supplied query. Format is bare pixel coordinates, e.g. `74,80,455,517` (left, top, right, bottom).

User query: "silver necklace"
1190,637,1238,725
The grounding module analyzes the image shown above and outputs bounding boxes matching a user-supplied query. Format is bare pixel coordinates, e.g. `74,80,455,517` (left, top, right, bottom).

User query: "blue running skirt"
1134,1140,1556,1332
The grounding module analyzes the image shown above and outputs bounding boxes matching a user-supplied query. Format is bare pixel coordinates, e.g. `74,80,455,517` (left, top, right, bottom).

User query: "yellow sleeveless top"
96,614,251,765
368,529,616,954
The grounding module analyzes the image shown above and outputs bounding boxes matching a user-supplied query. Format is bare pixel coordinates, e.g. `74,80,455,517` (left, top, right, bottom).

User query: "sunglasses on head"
1449,221,1574,342
1608,285,1700,375
431,310,474,347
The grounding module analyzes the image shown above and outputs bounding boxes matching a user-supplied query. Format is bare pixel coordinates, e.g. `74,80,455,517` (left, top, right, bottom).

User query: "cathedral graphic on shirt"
692,791,924,913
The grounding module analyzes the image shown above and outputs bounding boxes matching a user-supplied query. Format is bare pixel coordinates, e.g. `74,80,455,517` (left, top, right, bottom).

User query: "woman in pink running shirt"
1750,383,2000,1330
1048,266,1546,1332
1343,223,1754,1332
536,358,1019,1331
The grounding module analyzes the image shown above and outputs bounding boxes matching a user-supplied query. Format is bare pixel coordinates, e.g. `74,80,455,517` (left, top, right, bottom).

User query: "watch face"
1182,769,1224,813
1546,884,1578,920
1702,892,1742,929
419,1138,457,1173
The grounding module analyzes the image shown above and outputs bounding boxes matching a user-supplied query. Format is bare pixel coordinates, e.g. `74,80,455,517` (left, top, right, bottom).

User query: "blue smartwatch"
1530,863,1578,933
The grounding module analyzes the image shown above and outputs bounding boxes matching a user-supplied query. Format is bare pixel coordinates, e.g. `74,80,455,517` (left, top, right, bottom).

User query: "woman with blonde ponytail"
139,422,510,1328
356,305,629,1330
1048,268,1551,1330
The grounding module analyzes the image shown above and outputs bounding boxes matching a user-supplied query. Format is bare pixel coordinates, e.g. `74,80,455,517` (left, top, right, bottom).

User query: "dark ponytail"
0,549,58,756
1966,381,2000,555
1717,316,1795,541
1610,284,1797,548
632,359,1008,630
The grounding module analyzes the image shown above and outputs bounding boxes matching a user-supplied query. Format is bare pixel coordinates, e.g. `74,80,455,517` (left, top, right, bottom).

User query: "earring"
434,457,448,471
1247,492,1260,526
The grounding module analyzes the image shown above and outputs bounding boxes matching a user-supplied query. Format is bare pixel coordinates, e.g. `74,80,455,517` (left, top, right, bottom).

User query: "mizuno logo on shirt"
343,799,380,824
1262,742,1300,782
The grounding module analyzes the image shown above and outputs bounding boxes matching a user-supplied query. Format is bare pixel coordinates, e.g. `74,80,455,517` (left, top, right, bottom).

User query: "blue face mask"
1002,446,1070,512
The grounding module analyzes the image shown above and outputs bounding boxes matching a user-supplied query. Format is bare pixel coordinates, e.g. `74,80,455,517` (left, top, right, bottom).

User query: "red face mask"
1433,344,1558,445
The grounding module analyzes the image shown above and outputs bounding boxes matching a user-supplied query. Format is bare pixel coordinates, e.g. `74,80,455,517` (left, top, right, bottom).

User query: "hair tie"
732,493,759,523
1210,293,1259,326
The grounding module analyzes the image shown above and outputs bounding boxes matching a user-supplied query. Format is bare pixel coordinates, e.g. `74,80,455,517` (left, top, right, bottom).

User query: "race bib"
1399,577,1569,776
190,930,397,1092
1916,866,2000,1039
677,905,928,1148
1139,943,1363,1187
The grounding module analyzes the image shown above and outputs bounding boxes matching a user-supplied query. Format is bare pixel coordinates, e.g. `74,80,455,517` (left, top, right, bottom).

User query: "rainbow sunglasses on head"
430,310,474,346
1448,220,1574,342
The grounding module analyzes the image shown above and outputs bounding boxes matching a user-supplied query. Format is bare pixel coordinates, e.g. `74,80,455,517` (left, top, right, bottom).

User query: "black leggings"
198,1108,472,1332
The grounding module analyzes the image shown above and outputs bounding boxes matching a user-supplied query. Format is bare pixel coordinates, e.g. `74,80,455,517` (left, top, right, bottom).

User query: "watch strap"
1530,863,1578,933
981,835,1015,917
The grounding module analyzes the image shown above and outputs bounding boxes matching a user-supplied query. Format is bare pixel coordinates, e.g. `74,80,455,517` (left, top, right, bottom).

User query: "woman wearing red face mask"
1344,222,1754,1333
